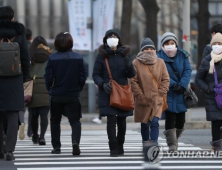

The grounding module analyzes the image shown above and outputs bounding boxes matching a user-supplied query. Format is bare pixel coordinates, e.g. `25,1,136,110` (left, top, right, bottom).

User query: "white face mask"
164,44,176,50
212,45,222,55
107,38,119,48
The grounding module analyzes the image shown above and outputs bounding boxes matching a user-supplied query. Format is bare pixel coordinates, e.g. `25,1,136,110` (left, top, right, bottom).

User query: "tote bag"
105,58,134,111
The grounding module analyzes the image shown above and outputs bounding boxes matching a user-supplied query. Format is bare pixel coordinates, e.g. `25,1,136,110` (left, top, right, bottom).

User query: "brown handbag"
146,66,168,112
104,58,134,111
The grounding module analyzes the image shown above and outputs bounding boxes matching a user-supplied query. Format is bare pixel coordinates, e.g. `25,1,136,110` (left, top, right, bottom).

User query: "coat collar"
0,20,25,38
99,45,131,58
157,46,190,63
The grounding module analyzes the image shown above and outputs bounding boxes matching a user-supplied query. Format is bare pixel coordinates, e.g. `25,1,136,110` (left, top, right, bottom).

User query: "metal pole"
183,0,192,122
88,0,96,113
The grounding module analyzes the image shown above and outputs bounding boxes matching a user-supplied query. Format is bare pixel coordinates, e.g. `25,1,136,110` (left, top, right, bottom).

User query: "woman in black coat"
196,33,222,154
0,6,29,161
92,29,135,157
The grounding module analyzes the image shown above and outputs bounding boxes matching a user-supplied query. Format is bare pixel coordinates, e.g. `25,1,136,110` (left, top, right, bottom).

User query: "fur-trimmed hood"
32,44,52,64
99,45,131,57
0,20,25,38
37,44,52,54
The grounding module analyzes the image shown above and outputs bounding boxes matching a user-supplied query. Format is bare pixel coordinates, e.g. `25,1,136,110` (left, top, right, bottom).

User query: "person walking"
92,29,135,157
130,38,169,146
0,6,30,161
44,32,86,155
25,28,33,138
157,32,192,152
202,24,222,59
26,36,52,145
196,33,222,154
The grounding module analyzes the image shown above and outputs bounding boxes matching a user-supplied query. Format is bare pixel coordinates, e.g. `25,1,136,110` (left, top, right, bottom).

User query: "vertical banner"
93,0,116,50
68,0,91,51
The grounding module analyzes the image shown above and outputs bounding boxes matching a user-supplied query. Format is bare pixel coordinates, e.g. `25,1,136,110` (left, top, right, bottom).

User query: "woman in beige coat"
130,38,169,144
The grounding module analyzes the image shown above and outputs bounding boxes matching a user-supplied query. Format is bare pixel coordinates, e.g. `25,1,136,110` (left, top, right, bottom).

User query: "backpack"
0,37,21,77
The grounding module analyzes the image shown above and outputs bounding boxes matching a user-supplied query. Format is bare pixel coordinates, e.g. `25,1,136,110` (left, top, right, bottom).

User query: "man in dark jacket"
0,6,30,161
202,24,222,59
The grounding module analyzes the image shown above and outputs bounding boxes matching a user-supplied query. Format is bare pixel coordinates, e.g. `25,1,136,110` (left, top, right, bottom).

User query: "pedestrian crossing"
14,130,222,170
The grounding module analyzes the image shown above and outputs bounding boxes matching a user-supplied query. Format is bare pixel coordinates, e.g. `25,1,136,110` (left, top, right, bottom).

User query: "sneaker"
72,142,80,155
92,117,102,124
0,151,4,159
39,138,46,145
51,148,61,154
19,123,25,140
6,152,15,161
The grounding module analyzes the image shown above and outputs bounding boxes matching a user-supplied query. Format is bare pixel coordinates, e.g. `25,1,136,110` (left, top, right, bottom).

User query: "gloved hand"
103,82,112,94
172,83,185,94
123,56,132,68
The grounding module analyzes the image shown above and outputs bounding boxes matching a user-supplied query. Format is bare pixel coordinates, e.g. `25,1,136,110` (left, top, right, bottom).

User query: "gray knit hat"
140,38,155,51
161,32,178,46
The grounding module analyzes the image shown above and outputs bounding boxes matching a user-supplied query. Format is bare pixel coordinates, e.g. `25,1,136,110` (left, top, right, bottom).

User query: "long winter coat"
130,57,169,123
92,45,135,117
195,54,222,121
27,44,52,108
0,20,30,112
157,47,192,113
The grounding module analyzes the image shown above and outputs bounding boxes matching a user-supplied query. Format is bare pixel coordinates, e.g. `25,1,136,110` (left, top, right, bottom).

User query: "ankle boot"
118,139,124,155
108,140,119,157
210,139,222,155
176,129,185,150
164,128,177,152
143,140,158,162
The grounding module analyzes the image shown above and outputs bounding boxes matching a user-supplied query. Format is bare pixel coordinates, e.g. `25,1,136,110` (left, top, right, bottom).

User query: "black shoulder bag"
168,62,198,108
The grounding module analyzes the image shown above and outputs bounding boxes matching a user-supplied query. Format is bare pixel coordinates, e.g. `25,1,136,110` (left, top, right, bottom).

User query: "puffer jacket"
92,45,135,117
196,54,222,121
27,44,52,108
157,47,192,113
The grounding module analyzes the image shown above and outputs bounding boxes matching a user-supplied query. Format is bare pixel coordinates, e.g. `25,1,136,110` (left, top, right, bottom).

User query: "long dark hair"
29,36,48,65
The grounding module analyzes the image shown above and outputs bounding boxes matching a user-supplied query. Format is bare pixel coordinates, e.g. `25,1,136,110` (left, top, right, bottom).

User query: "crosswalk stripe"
13,130,220,170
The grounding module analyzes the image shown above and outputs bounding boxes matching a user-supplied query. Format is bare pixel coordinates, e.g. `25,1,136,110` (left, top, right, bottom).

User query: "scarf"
162,47,177,58
136,51,157,65
209,51,222,73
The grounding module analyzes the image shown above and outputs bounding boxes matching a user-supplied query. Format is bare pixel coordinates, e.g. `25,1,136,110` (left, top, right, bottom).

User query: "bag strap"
146,65,159,88
33,63,44,80
167,62,181,80
104,58,113,80
214,64,218,86
0,36,16,43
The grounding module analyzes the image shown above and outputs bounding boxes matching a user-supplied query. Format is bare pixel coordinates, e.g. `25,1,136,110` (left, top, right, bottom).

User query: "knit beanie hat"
161,32,178,46
140,38,155,51
210,33,222,46
105,29,121,38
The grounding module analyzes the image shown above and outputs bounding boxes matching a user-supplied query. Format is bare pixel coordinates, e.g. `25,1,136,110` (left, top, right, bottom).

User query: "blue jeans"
141,116,159,142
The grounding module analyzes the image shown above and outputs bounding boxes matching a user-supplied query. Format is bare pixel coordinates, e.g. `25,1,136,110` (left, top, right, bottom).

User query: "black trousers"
28,106,49,139
50,96,81,149
165,111,185,130
211,120,222,141
0,112,18,152
107,116,126,142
